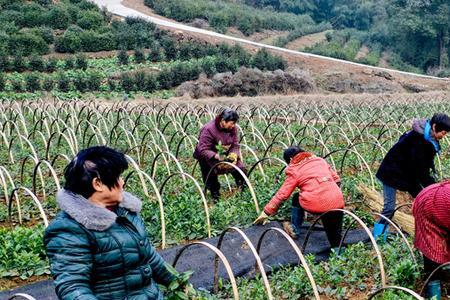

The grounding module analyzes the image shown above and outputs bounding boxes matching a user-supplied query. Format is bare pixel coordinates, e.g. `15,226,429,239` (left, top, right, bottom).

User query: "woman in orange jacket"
254,146,345,248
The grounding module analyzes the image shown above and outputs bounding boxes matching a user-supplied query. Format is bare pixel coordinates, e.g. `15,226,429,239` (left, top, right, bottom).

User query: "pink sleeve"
264,170,298,215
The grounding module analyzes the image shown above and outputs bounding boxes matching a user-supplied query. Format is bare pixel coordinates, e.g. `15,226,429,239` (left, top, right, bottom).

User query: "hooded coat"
264,152,344,215
376,119,438,197
193,116,244,171
44,190,175,300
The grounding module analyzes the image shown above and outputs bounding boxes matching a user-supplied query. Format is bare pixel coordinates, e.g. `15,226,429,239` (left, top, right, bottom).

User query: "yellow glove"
253,211,269,225
226,153,238,164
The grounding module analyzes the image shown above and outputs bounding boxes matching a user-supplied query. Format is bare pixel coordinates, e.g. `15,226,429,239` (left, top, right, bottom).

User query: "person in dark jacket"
413,181,450,300
373,113,450,240
193,108,246,200
44,146,176,300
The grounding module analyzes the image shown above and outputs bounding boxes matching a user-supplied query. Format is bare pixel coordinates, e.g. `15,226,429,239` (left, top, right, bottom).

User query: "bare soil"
355,45,370,60
0,275,51,291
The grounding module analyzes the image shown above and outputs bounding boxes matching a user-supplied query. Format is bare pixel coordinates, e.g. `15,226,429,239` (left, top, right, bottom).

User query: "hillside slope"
92,0,450,95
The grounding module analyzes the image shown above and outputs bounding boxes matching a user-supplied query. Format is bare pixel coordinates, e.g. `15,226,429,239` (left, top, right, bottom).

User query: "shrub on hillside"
45,57,58,72
45,6,71,30
145,73,158,92
64,56,75,70
73,72,88,92
8,32,49,55
21,3,46,28
160,36,177,60
42,77,54,91
107,77,117,91
120,73,135,92
12,55,27,72
11,78,24,92
29,55,46,72
25,73,41,92
134,49,146,64
0,55,10,72
87,71,102,91
200,57,217,77
57,72,71,92
156,68,173,89
148,44,164,62
76,10,104,30
0,73,5,91
55,30,82,53
75,54,88,70
80,31,116,52
112,18,156,50
134,71,147,91
117,50,129,65
251,49,286,71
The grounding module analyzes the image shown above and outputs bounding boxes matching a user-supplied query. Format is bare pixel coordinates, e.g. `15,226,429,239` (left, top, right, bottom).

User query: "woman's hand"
253,211,269,225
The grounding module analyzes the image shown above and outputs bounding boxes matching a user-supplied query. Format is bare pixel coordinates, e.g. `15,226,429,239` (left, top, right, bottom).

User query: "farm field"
1,93,450,299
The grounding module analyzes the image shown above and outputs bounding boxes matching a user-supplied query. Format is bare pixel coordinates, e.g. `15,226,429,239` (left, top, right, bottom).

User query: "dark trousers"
291,193,344,248
198,159,246,194
423,255,447,281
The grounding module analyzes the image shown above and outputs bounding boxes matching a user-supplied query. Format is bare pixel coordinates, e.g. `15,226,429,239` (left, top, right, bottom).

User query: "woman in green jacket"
44,146,176,300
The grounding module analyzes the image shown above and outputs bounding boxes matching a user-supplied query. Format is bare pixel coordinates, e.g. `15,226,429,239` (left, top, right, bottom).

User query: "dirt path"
285,30,332,51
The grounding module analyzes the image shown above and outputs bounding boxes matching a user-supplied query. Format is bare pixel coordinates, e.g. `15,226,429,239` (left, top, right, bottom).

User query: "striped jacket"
413,181,450,264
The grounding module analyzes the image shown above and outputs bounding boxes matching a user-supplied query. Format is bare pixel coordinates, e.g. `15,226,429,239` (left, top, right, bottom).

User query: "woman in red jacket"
413,181,450,299
254,146,345,249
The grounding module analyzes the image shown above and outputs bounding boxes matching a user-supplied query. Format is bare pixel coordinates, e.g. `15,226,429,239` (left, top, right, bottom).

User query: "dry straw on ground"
358,184,415,236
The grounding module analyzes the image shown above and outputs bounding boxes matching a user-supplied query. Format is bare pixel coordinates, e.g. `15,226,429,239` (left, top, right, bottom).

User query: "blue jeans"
379,183,397,224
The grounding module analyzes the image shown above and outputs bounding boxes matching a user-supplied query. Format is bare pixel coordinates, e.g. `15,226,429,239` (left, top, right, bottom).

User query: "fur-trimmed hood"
56,189,142,231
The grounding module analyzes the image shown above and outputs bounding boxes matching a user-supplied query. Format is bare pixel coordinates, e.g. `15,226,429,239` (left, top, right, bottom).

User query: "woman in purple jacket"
194,109,247,200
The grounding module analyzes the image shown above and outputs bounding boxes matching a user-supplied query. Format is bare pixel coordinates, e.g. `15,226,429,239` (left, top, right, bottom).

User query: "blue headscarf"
424,120,440,153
